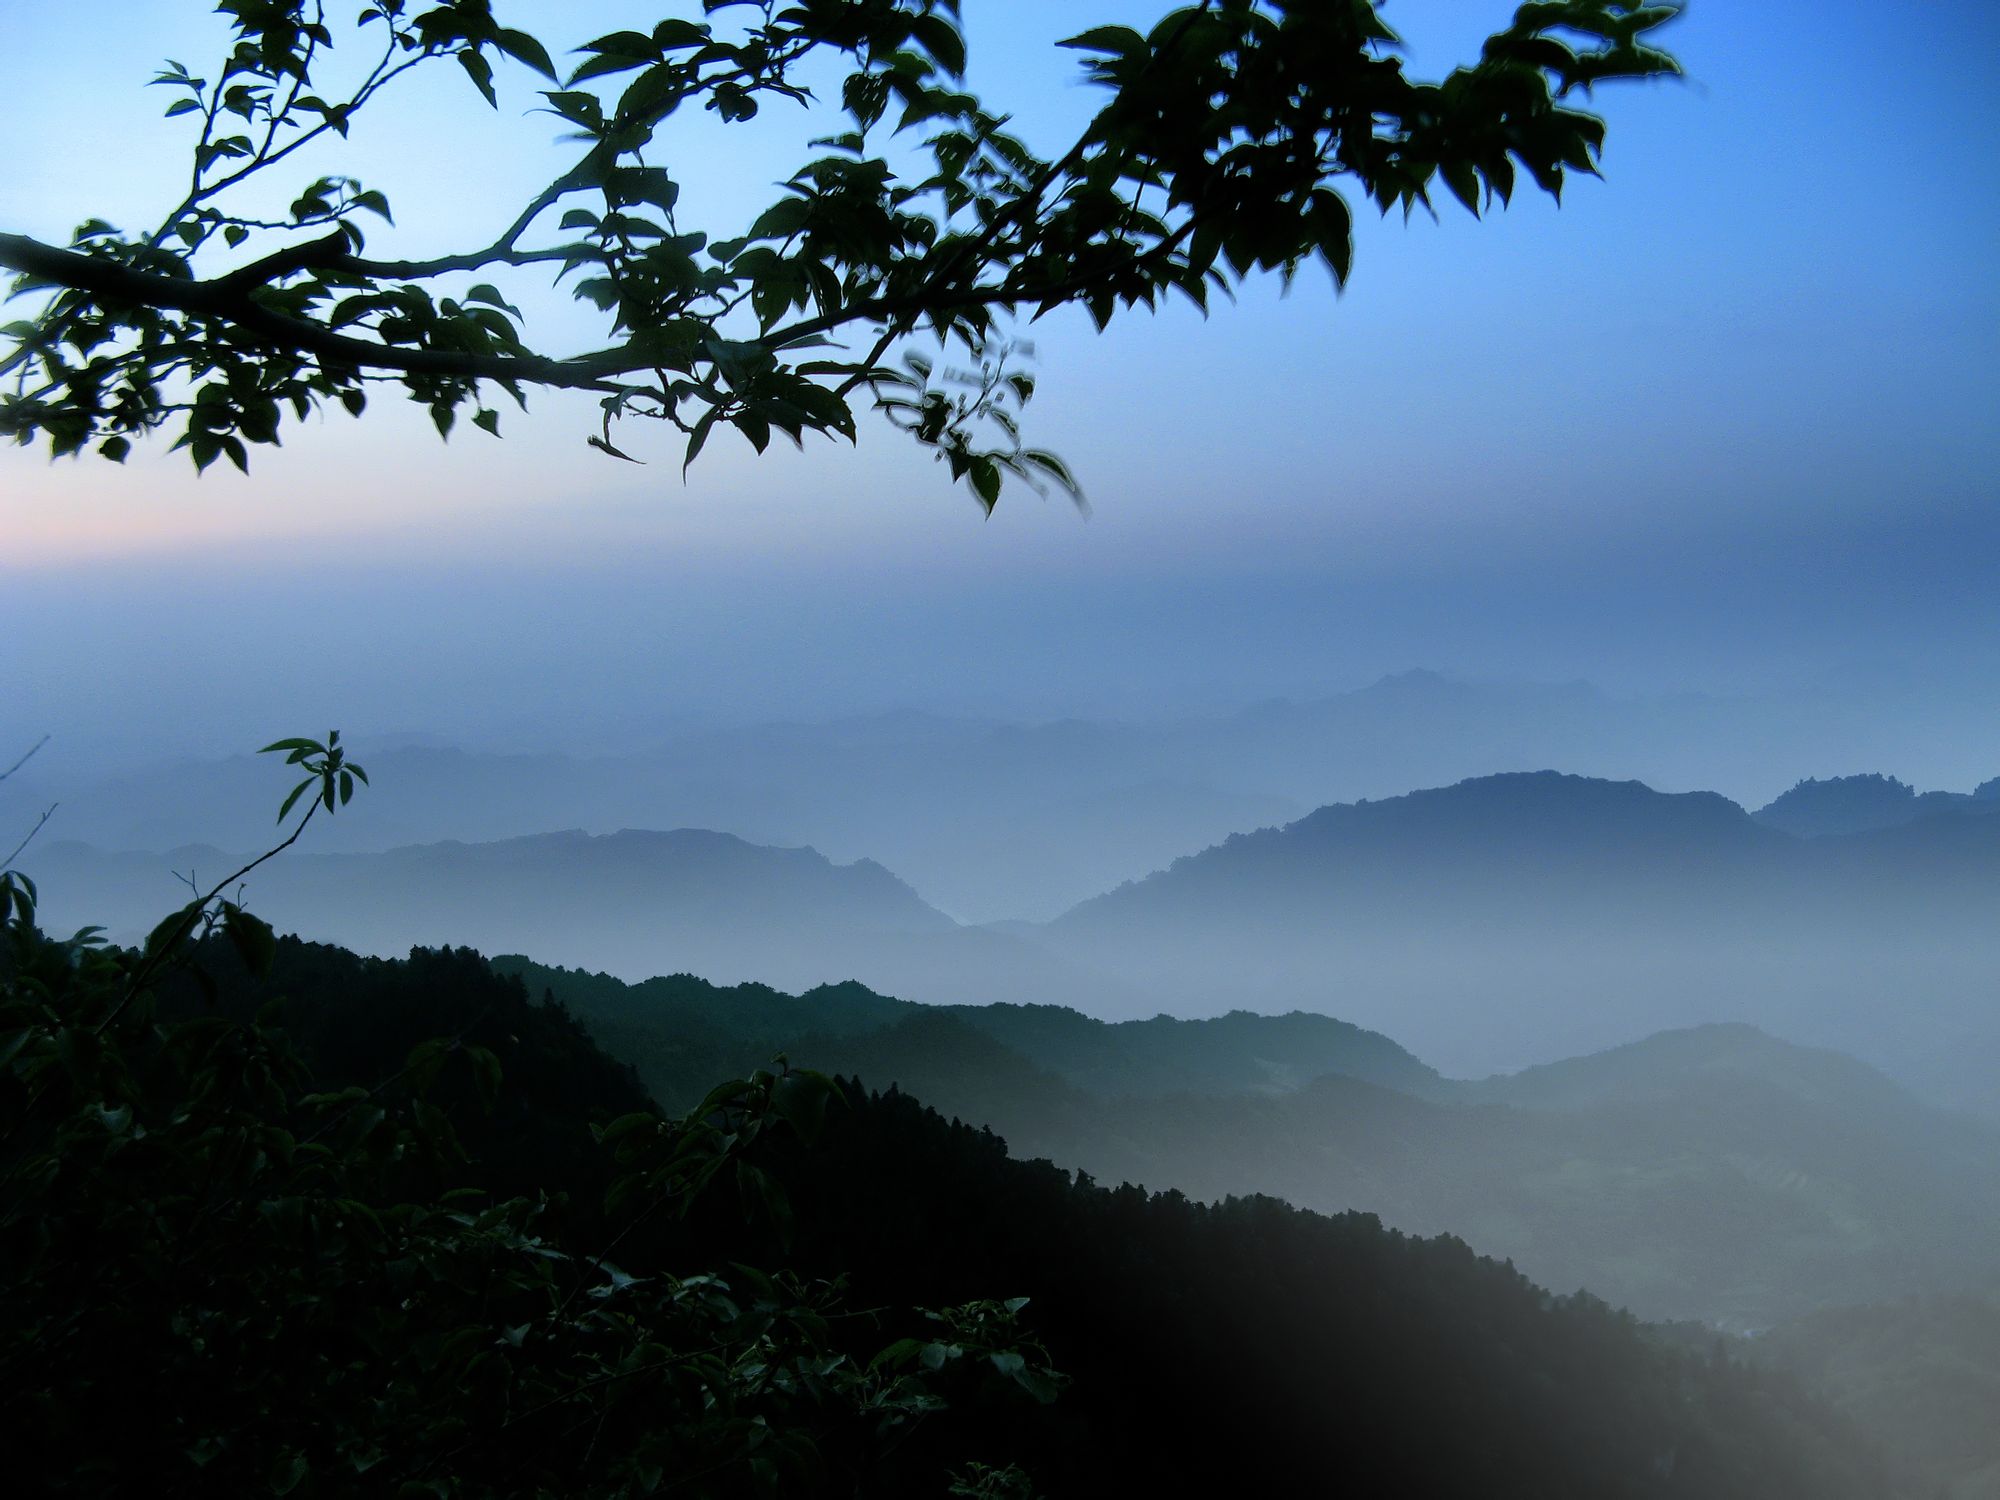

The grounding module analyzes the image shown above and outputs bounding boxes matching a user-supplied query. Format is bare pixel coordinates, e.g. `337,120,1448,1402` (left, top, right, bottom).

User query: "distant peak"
1360,668,1464,695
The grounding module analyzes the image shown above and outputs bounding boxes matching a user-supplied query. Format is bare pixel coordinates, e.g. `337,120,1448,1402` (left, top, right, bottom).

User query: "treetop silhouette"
1,0,1678,509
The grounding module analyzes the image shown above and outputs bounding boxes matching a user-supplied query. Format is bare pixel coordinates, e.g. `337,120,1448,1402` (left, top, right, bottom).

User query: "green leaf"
270,1449,308,1496
1021,450,1077,494
144,901,201,958
587,434,642,463
1058,25,1145,56
457,47,497,108
868,1337,925,1372
568,51,649,84
493,28,558,82
277,777,313,823
769,1070,835,1145
1440,160,1482,217
682,408,720,473
225,907,278,977
466,1044,502,1109
969,456,1002,512
912,13,967,76
464,284,520,317
733,412,771,454
1013,1365,1062,1403
352,189,394,224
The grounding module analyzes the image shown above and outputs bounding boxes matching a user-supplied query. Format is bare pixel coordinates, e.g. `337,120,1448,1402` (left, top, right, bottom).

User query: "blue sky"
1,1,1996,778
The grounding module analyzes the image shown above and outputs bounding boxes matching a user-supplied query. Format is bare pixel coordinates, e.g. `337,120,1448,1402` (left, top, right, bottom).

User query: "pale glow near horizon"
0,0,1995,763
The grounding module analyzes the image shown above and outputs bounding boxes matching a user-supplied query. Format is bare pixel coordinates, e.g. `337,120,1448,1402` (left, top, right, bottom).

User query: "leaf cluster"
1,1,1678,510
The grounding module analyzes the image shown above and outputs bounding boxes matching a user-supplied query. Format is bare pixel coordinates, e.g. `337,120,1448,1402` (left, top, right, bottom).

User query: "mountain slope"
494,957,1439,1105
178,937,1883,1498
1758,1295,2000,1500
22,829,1127,1011
1036,771,2000,1111
510,959,2000,1329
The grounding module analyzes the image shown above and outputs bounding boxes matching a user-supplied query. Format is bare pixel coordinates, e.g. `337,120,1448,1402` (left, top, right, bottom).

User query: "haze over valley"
20,695,2000,1115
6,0,1998,1490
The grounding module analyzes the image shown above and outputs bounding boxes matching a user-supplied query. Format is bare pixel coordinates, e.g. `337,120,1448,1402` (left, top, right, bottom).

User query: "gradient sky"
2,1,1997,778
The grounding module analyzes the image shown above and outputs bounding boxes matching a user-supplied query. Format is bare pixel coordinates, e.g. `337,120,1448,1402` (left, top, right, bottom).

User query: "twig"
104,795,323,1031
0,736,49,783
0,804,56,871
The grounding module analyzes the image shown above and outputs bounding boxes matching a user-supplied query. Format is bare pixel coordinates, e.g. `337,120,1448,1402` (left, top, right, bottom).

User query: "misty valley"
5,0,1996,1493
9,696,2000,1497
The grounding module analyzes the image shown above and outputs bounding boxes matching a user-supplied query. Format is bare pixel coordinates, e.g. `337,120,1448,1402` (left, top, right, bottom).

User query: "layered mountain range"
25,764,2000,1114
1040,770,2000,1105
11,670,1995,922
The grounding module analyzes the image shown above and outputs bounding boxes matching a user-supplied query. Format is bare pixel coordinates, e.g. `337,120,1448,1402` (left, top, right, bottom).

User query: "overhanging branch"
0,232,626,392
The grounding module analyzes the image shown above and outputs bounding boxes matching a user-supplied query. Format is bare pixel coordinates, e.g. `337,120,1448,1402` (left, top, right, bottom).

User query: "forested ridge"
0,912,1893,1497
497,956,2000,1329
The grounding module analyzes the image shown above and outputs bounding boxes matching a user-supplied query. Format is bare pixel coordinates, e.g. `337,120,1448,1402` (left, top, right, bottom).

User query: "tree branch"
0,737,49,784
346,159,602,280
0,233,628,392
0,805,56,872
215,228,352,292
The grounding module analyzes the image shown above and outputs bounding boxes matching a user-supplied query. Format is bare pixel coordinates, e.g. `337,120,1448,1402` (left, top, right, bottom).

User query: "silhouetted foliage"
8,900,1890,1497
0,724,1897,1496
3,1,1678,509
0,878,1053,1498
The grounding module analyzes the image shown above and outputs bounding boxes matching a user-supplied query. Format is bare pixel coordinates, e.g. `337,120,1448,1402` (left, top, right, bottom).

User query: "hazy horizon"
6,1,1997,788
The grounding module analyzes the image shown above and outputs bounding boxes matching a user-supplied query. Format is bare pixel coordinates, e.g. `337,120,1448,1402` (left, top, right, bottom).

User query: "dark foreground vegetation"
1,883,1890,1497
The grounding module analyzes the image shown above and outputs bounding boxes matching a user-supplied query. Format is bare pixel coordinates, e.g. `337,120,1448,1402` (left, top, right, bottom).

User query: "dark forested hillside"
36,932,1892,1498
491,958,1441,1104
507,959,2000,1330
742,1086,1886,1499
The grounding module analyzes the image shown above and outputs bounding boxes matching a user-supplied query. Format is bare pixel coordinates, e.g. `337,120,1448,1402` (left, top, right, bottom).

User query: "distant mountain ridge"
1067,771,1785,919
1036,770,2000,1113
11,669,1995,922
1752,771,2000,838
1466,1021,1913,1114
23,827,1130,1011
